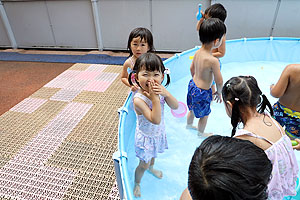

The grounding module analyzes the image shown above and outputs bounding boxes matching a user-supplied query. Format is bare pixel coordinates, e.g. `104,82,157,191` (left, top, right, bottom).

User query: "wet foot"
148,166,163,179
186,124,197,130
198,132,213,137
133,182,141,197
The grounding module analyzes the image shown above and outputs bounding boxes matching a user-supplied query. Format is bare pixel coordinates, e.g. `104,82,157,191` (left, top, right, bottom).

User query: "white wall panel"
46,1,97,48
0,14,10,47
152,0,209,51
98,0,151,50
216,0,278,39
272,0,300,37
0,0,300,51
4,1,55,47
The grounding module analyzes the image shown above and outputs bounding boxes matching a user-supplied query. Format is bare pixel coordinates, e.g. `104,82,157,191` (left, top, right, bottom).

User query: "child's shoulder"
206,54,219,65
123,58,131,67
287,64,300,73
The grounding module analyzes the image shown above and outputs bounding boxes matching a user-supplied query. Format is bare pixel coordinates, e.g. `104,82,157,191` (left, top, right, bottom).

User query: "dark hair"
128,53,170,87
127,27,155,57
199,18,226,45
222,76,274,136
205,3,227,22
188,135,272,200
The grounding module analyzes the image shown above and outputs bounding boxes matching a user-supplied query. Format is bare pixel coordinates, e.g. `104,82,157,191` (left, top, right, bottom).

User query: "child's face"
130,37,149,58
224,101,232,117
136,67,164,92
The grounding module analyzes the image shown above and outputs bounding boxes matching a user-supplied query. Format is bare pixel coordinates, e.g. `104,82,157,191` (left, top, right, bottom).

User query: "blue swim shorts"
187,79,213,118
273,101,300,138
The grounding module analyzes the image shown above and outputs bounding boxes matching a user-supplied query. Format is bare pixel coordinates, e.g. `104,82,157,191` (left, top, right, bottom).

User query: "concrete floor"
0,49,174,115
0,61,73,115
0,48,175,59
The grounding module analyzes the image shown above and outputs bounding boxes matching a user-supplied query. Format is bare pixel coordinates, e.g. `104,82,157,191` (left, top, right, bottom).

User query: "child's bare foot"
186,124,197,130
133,182,141,197
148,166,163,179
198,131,213,137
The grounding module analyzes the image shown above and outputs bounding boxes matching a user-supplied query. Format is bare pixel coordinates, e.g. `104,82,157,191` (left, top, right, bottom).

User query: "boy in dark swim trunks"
270,64,300,141
196,3,227,95
186,18,226,135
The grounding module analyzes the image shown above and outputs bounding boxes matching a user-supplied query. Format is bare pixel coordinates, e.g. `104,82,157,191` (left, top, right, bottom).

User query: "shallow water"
126,61,300,199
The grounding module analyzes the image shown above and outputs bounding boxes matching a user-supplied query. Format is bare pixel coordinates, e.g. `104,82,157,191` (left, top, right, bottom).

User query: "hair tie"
234,98,239,101
131,73,136,84
164,68,171,75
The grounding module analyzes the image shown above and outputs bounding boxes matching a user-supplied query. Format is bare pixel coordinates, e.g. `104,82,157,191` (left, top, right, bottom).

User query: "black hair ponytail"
231,100,241,137
258,94,274,116
127,70,141,88
128,71,135,86
164,73,171,87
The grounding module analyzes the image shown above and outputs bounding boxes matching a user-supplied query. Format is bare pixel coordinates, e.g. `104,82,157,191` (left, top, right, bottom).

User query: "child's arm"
212,35,226,58
121,60,131,87
152,83,178,110
270,65,290,98
190,59,195,77
196,10,205,31
212,59,223,103
134,81,161,124
121,60,139,91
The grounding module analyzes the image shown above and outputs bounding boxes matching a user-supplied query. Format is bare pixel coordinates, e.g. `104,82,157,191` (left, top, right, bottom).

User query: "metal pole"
270,0,281,36
0,0,17,49
91,0,103,51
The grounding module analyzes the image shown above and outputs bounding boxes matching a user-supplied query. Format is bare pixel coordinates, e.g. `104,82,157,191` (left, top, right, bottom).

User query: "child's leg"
186,110,197,129
148,158,163,179
134,160,150,197
198,115,212,136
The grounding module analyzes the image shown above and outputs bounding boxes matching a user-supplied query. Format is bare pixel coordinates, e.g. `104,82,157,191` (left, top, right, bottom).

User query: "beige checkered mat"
0,63,129,199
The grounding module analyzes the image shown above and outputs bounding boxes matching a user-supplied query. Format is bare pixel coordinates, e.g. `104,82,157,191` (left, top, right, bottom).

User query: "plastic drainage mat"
0,63,129,199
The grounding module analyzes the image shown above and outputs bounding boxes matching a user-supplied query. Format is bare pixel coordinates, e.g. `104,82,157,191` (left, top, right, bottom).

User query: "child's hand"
143,80,159,101
131,85,139,92
152,82,168,97
293,139,300,151
213,92,222,103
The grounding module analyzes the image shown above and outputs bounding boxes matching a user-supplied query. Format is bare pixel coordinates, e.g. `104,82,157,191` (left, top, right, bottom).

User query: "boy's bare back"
191,48,222,90
271,64,300,111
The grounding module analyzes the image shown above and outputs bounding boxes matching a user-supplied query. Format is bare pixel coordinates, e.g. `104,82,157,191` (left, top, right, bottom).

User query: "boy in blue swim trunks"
270,64,300,142
196,3,227,94
187,18,226,135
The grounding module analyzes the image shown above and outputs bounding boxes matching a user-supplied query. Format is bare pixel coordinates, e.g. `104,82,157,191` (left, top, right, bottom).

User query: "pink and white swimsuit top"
234,113,299,200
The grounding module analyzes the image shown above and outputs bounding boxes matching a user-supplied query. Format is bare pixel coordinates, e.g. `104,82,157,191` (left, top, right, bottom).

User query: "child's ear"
214,38,220,47
226,101,233,110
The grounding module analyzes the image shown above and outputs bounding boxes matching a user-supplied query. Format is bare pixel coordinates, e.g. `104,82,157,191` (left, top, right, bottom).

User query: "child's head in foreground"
199,18,226,45
222,76,273,136
127,27,155,57
128,53,170,88
188,135,272,200
205,3,227,22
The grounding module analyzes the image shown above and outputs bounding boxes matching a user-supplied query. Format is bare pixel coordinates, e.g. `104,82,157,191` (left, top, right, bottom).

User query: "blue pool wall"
116,37,300,199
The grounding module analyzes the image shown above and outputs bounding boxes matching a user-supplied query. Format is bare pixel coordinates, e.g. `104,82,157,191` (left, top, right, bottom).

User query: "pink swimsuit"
234,114,299,200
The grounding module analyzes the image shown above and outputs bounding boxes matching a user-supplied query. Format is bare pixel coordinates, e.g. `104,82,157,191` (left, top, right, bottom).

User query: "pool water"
125,60,300,200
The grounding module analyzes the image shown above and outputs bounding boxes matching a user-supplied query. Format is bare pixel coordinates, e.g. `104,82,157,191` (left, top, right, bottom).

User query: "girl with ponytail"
222,76,298,200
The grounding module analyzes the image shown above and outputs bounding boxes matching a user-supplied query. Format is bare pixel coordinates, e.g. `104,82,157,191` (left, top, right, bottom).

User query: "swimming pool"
115,37,300,200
